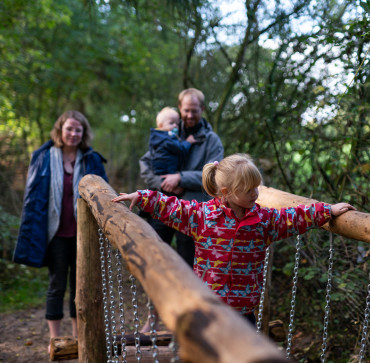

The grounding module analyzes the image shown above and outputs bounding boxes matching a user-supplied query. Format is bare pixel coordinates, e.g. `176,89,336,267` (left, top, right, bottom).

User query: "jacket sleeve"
139,151,164,190
265,203,332,244
137,190,201,237
180,132,224,191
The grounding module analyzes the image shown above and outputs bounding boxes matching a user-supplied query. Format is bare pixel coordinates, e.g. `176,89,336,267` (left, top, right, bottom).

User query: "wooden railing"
74,175,288,363
52,175,369,362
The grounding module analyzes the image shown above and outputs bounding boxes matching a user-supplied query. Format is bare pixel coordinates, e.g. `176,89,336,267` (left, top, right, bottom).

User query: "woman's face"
61,118,84,148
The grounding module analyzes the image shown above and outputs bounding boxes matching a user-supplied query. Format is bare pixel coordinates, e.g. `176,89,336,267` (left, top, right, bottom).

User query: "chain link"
147,298,159,362
115,251,127,363
106,239,119,361
320,232,334,363
98,229,112,363
257,246,270,333
169,335,180,362
286,235,302,358
130,275,142,361
358,273,370,362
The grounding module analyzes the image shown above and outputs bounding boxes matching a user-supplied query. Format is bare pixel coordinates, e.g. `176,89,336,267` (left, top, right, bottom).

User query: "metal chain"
98,229,112,363
286,235,302,358
358,273,370,362
106,239,119,361
169,335,180,362
147,298,159,362
115,251,127,363
130,275,142,361
320,232,334,363
257,246,270,333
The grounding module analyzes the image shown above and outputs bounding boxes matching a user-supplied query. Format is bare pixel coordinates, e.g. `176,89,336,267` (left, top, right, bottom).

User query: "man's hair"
50,110,93,149
156,107,179,128
178,88,205,108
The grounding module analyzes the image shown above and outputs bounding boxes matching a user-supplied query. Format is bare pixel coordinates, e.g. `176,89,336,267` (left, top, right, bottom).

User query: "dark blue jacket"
149,128,191,175
13,140,108,267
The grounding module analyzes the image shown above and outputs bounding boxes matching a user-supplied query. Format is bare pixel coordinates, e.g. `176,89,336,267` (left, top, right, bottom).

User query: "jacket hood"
149,129,175,148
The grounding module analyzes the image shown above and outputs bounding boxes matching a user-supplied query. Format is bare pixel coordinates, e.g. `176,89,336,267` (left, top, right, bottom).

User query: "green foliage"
0,259,48,313
0,206,19,260
0,0,368,360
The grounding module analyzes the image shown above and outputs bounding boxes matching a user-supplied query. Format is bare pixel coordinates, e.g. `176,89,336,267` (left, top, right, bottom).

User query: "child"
150,107,196,176
112,154,355,325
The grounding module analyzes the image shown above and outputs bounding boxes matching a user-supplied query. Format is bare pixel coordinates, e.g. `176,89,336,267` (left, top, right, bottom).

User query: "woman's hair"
202,154,262,198
178,88,205,108
156,107,179,128
50,110,93,149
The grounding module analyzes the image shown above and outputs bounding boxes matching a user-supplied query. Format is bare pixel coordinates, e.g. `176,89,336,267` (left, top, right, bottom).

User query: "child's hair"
156,107,179,128
202,154,262,198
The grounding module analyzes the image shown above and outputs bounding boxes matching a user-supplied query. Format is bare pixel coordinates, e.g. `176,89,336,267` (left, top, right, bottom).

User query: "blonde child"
150,107,196,176
112,153,355,325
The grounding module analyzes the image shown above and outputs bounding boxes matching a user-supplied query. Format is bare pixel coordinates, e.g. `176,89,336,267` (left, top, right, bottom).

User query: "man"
140,88,224,267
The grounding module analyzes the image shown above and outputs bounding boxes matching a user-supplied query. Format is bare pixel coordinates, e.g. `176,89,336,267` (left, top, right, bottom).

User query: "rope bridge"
49,175,369,362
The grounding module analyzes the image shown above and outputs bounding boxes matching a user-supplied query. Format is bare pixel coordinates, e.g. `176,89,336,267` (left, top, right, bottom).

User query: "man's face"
178,95,204,128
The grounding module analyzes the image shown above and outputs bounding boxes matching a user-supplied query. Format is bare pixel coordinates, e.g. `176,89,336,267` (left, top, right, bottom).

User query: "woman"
13,110,108,347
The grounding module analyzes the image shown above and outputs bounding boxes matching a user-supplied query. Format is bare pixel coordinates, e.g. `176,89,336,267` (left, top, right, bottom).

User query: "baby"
149,107,196,176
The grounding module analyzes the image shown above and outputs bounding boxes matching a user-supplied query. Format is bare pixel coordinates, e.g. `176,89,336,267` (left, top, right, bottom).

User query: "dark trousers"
243,312,256,327
148,217,195,267
44,236,77,320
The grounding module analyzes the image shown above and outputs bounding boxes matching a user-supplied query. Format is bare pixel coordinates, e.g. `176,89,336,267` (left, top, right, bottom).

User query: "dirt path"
0,303,74,363
0,285,159,363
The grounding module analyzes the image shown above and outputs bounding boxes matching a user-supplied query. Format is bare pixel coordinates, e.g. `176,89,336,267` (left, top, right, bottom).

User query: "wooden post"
78,175,287,363
76,198,106,362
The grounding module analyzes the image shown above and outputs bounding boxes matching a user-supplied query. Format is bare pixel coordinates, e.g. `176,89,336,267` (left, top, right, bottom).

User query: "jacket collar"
205,198,262,227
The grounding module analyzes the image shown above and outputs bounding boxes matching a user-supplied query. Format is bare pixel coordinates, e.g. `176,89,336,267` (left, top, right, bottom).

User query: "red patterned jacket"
137,190,332,314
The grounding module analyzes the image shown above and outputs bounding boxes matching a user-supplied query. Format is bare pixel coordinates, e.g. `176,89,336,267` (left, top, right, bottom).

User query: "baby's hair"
202,154,262,198
156,107,179,128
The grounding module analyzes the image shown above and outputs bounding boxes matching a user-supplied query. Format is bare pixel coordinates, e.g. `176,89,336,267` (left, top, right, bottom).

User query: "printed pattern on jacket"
137,190,332,314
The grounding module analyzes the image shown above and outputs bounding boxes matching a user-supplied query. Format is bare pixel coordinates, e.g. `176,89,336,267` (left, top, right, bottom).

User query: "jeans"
148,217,195,267
45,236,77,320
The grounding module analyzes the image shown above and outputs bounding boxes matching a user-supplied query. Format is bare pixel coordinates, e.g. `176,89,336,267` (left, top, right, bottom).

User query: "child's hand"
111,192,140,211
331,203,357,216
186,135,196,144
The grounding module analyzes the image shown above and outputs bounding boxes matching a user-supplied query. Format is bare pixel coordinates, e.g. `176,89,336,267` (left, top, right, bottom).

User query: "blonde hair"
50,110,93,149
156,107,179,128
178,88,205,108
202,154,262,198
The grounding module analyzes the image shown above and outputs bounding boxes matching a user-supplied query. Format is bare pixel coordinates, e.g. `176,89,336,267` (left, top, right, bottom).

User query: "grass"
0,259,49,313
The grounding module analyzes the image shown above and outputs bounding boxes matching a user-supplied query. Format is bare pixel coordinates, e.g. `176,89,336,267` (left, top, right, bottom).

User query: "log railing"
65,175,369,362
257,186,369,243
74,175,287,363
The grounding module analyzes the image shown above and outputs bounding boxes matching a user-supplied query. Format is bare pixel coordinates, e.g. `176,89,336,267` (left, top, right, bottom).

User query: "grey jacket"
139,118,224,202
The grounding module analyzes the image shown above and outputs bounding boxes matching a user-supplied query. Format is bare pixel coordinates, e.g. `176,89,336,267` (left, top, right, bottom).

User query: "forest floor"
0,302,73,363
0,279,155,363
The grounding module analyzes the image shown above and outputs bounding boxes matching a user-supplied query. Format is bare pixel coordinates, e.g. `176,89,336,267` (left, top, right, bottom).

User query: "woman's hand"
331,203,357,216
111,192,140,210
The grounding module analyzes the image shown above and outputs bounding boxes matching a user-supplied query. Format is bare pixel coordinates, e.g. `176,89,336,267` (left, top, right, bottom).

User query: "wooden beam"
257,186,370,243
76,199,106,362
78,174,287,363
49,336,180,362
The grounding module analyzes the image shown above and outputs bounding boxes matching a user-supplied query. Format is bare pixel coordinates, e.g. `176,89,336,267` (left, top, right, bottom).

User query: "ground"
0,280,162,363
0,303,73,363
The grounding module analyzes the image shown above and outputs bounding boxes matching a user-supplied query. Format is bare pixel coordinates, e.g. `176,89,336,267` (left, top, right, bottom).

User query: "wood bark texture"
257,186,369,243
78,174,287,363
75,199,106,362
